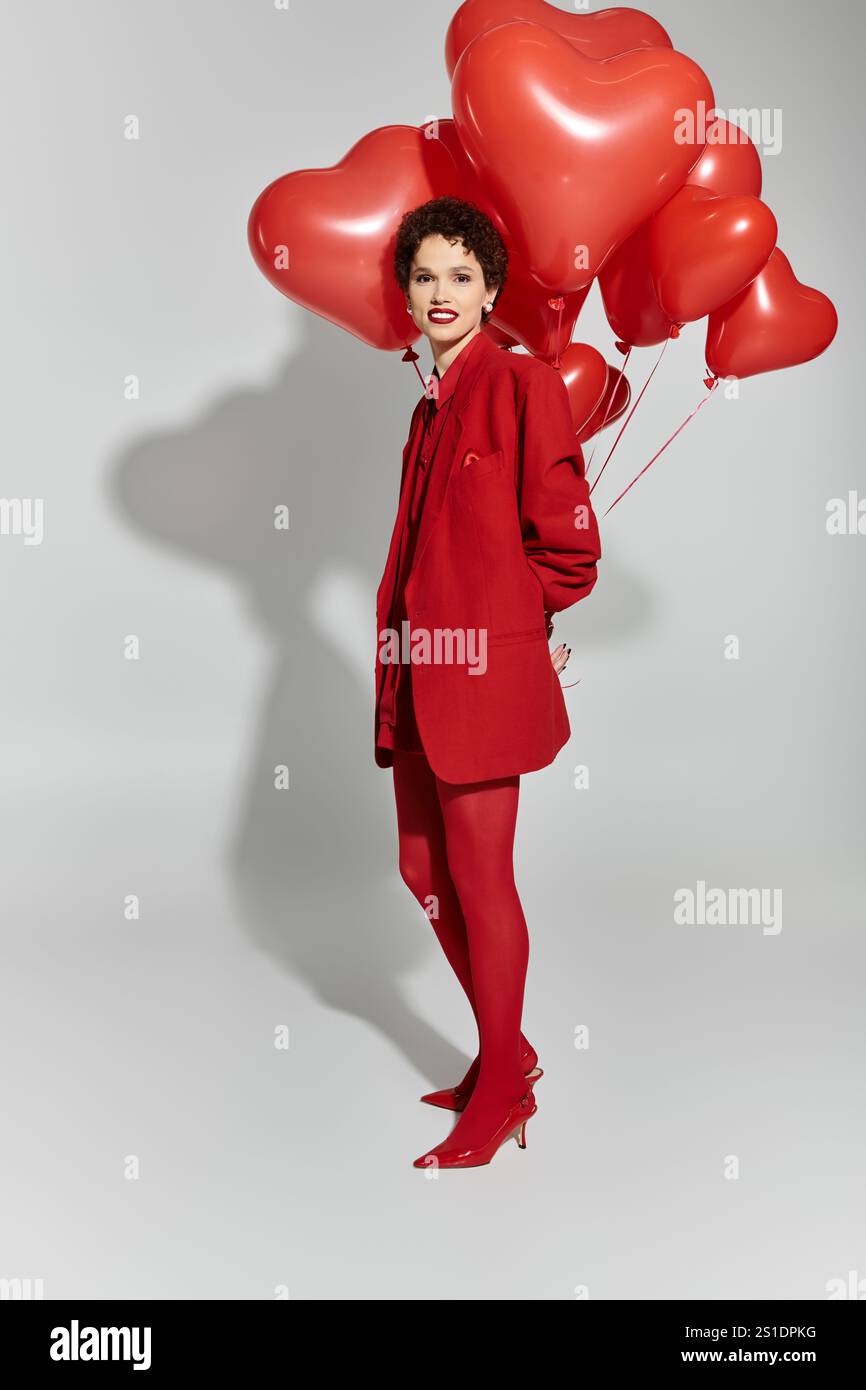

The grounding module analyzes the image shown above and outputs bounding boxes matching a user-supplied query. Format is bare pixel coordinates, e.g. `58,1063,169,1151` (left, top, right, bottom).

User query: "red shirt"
376,332,487,756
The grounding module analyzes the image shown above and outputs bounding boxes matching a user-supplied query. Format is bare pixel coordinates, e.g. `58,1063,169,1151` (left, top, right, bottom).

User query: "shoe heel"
413,1090,537,1169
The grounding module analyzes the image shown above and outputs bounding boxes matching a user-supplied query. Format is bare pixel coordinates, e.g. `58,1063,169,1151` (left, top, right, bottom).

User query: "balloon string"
602,378,719,518
585,345,632,480
547,296,565,369
589,333,671,496
554,299,564,370
400,345,427,389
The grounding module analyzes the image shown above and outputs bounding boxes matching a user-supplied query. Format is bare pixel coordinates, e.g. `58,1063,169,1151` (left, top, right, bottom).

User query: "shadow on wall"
106,309,648,1085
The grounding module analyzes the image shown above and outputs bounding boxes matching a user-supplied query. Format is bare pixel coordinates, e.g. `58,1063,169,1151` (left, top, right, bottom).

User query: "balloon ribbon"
401,345,427,390
584,343,633,481
602,375,719,518
588,330,677,494
548,297,565,368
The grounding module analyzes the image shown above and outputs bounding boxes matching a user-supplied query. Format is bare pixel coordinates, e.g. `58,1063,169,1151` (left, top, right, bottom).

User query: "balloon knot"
547,296,565,311
614,339,629,355
703,373,719,390
401,347,419,363
670,324,682,340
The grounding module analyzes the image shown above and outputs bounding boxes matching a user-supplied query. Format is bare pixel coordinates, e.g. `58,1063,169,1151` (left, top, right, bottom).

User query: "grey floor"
3,695,862,1299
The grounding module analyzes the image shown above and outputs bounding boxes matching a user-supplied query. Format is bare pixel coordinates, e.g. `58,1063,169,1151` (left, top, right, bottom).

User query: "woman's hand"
551,642,571,675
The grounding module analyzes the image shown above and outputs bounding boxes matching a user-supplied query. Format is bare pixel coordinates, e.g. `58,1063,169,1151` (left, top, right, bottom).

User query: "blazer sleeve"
516,364,602,619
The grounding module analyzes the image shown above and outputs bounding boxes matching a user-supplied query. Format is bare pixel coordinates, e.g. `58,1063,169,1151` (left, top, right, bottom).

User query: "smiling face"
407,234,495,348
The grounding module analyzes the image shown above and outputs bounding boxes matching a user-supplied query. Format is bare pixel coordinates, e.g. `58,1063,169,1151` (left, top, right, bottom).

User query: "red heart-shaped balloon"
482,321,520,349
452,22,715,293
599,220,675,348
686,116,763,197
649,185,778,322
492,268,591,362
577,363,631,443
445,0,671,79
247,125,457,351
557,343,609,433
437,118,591,359
705,248,838,379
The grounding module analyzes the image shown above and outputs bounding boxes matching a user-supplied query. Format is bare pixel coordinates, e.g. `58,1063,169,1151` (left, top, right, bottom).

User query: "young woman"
375,197,602,1169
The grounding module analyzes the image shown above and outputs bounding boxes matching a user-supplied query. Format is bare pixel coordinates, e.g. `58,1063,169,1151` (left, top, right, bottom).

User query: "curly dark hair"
394,196,508,319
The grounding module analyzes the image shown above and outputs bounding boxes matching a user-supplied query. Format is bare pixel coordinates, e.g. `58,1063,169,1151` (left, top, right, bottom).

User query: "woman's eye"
414,273,472,284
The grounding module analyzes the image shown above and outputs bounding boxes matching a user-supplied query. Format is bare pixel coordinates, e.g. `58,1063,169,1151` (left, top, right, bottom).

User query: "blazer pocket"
459,447,504,478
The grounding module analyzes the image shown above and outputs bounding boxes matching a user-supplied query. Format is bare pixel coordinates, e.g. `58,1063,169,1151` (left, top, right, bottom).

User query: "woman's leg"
392,750,479,1020
429,769,530,1149
392,749,535,1095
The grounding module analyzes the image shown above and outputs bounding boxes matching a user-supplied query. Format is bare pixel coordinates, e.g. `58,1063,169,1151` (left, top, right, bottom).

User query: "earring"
484,303,493,312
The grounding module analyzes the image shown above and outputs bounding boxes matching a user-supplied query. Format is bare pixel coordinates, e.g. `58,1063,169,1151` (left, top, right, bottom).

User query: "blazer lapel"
375,412,422,620
409,334,499,578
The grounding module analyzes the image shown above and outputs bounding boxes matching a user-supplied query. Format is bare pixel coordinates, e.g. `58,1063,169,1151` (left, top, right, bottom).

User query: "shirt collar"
426,331,487,411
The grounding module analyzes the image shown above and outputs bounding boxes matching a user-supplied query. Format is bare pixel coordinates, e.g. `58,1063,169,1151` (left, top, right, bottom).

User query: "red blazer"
375,332,601,783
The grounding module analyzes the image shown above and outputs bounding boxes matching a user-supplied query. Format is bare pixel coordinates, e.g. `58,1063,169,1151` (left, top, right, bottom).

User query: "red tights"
392,748,531,1149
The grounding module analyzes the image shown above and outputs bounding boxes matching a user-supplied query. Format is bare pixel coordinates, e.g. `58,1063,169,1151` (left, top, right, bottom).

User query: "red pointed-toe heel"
420,1046,543,1111
413,1089,538,1170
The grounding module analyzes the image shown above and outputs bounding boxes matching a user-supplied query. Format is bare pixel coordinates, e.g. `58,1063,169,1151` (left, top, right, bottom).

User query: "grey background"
1,0,862,1300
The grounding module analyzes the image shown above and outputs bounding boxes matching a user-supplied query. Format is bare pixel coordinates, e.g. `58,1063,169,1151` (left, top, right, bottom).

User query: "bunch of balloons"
248,0,837,468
